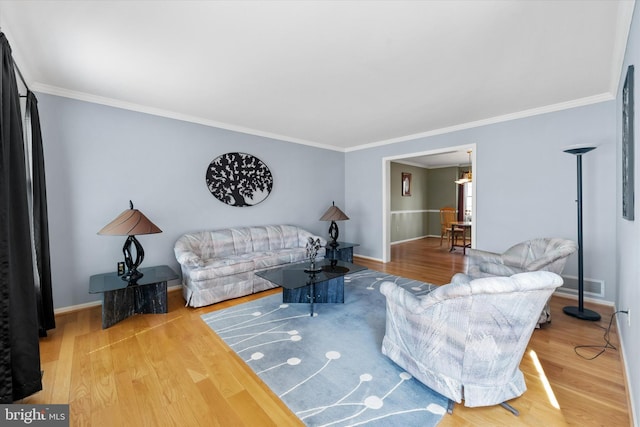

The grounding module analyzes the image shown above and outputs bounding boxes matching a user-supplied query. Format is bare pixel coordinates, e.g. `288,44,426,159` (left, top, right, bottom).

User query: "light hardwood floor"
24,238,631,426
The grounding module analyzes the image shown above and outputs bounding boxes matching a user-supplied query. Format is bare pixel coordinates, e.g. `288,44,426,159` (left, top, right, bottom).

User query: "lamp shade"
98,202,162,236
319,203,349,222
319,201,349,248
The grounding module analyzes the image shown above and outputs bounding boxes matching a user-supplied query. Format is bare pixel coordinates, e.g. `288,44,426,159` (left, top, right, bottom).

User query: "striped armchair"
451,238,577,326
380,271,563,413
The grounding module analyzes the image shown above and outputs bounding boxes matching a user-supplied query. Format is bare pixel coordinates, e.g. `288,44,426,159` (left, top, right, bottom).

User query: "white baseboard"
616,316,638,427
54,300,101,314
390,235,430,245
54,284,183,315
353,253,383,263
552,289,615,307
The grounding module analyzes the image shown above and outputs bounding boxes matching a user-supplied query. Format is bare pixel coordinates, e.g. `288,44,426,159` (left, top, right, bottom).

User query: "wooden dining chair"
440,207,463,246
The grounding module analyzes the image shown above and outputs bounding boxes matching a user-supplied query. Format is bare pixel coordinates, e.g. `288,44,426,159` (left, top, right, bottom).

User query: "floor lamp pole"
563,146,600,321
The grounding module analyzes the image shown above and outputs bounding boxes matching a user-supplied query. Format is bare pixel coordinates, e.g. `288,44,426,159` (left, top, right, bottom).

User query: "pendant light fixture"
455,150,473,184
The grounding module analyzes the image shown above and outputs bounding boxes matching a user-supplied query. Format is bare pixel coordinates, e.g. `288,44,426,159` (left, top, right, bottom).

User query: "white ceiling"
0,1,635,161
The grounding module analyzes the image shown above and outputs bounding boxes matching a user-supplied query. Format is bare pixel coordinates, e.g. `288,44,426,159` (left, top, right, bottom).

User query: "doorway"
382,144,476,262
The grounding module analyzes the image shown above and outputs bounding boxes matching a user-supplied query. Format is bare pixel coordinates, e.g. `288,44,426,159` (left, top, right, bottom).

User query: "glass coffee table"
255,258,366,316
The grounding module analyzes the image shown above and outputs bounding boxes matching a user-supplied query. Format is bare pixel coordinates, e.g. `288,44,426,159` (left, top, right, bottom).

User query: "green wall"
390,163,427,241
390,162,458,243
426,167,459,237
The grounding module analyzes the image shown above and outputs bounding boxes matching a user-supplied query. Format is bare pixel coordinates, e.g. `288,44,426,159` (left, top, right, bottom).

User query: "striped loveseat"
174,225,326,307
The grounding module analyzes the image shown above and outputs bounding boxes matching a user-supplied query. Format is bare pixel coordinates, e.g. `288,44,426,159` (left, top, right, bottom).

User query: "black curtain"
0,33,42,402
27,91,55,336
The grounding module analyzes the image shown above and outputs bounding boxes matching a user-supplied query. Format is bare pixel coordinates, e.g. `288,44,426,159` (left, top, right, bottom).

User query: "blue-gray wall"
344,101,617,302
617,1,640,422
38,93,345,308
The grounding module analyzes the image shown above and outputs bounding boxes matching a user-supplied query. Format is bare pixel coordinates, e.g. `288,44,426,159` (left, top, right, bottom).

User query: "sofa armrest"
174,247,204,268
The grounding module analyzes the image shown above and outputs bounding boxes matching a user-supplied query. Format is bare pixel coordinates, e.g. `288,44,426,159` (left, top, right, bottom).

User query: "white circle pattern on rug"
202,269,447,426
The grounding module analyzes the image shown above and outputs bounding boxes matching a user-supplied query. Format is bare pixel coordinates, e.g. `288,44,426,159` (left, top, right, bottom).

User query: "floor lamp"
563,146,601,321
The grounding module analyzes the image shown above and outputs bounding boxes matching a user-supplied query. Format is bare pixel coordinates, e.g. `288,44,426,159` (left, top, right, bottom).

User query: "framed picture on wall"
401,172,411,197
623,65,634,220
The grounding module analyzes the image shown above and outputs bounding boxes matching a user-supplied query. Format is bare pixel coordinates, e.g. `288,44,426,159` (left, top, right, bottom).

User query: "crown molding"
33,82,614,155
31,83,345,152
346,92,615,152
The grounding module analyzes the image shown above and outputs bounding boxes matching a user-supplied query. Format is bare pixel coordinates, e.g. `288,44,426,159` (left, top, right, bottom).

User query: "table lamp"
98,200,162,282
319,201,349,247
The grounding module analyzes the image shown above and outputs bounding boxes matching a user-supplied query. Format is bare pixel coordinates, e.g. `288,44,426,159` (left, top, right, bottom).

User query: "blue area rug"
202,270,447,427
201,269,449,426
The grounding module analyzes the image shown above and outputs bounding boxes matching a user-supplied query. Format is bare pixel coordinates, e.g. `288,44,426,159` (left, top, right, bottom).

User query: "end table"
89,264,178,329
325,241,359,263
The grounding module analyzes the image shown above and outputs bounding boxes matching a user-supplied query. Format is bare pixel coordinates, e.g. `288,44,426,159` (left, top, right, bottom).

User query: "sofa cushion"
266,225,287,250
231,227,253,255
188,257,254,281
248,225,306,251
253,248,308,269
250,227,271,251
199,229,236,259
281,225,302,249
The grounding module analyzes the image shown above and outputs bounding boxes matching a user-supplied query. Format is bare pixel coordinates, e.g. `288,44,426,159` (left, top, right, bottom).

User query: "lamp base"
563,305,601,321
328,221,340,248
121,269,144,283
122,235,145,284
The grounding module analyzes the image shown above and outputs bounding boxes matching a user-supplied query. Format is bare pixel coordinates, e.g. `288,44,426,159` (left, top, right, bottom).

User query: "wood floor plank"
49,320,77,403
113,370,147,427
69,333,91,402
194,378,238,427
31,237,631,426
130,374,173,426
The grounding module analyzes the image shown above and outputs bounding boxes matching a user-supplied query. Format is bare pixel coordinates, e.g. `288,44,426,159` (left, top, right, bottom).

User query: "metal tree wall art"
206,152,273,207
